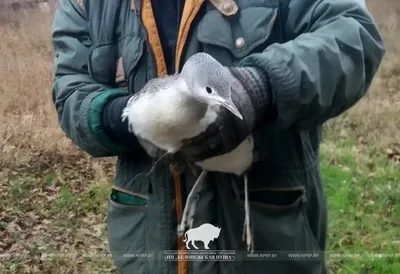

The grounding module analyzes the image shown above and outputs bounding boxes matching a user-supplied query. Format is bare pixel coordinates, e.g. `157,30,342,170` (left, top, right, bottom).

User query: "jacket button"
235,37,245,48
222,2,233,13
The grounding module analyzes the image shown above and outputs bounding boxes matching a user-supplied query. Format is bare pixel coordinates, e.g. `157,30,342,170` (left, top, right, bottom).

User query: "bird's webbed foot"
242,174,254,253
177,170,208,236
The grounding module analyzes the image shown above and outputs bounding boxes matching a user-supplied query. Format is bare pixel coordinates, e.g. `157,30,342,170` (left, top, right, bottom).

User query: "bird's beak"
219,98,243,120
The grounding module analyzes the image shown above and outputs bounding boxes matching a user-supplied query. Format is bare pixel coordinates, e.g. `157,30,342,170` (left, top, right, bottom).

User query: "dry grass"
0,9,101,169
325,0,400,150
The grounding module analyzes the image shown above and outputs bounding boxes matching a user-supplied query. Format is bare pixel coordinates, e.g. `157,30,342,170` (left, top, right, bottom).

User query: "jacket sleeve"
239,0,385,130
51,0,138,157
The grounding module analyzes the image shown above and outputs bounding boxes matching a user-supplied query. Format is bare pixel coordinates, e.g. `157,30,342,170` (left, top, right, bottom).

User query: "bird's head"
180,52,243,120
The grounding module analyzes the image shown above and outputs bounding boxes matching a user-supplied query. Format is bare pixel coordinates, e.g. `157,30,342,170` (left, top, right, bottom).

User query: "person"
51,0,385,273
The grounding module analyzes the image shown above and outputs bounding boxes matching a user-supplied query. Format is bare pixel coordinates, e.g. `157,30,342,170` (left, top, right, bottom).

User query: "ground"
0,1,399,273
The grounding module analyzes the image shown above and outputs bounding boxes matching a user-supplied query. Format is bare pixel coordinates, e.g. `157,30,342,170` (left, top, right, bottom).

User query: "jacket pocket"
106,187,149,273
87,43,118,85
235,186,325,274
196,5,278,62
121,36,147,93
87,36,145,89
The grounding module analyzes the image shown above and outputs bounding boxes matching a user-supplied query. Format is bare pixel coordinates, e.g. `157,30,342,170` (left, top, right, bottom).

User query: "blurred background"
0,0,399,273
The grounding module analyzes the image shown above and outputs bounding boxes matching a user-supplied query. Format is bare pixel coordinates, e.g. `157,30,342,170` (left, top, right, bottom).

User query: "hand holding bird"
178,64,271,163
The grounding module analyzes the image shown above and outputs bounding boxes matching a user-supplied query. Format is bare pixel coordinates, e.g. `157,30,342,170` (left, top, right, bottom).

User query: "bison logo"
183,223,221,250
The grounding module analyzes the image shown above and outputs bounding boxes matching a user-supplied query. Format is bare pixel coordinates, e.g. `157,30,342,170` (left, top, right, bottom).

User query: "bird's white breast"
124,79,217,153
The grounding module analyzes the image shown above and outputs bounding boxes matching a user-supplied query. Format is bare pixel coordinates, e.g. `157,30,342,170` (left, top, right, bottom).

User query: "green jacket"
51,0,384,273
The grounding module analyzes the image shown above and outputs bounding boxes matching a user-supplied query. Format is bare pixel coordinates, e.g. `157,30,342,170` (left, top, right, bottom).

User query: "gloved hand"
179,66,273,162
102,94,166,158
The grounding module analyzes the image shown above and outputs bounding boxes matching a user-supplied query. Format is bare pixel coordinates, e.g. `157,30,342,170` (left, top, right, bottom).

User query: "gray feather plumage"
180,53,235,101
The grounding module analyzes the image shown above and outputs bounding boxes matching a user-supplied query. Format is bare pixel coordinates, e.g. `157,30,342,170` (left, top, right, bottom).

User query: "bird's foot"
145,151,171,177
177,170,208,236
242,216,254,253
178,191,200,235
187,195,198,229
242,174,254,253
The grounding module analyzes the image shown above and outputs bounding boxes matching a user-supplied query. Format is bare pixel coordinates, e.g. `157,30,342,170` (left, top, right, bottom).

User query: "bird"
121,52,255,252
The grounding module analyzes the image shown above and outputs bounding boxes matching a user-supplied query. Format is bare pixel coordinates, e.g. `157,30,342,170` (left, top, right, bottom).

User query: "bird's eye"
206,87,212,94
